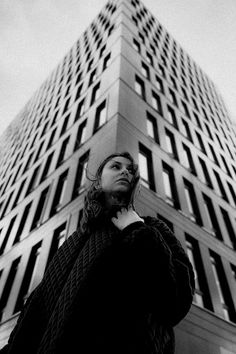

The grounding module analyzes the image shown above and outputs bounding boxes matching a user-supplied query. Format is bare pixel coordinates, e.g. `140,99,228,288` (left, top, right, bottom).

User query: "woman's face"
100,156,135,197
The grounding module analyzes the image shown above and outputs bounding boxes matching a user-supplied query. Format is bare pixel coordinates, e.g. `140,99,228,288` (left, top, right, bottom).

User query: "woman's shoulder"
142,215,172,233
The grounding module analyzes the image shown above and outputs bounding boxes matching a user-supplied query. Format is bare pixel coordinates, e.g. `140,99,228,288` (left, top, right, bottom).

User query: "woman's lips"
116,178,130,184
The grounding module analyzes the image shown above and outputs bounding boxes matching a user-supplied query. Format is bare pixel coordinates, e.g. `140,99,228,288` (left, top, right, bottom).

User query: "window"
45,223,67,270
90,82,100,106
166,105,178,128
182,119,192,141
170,76,177,89
162,162,179,208
87,58,93,73
30,186,50,230
62,97,70,115
40,152,54,182
60,114,70,137
23,151,34,173
198,157,213,188
89,68,97,86
227,181,236,207
193,112,202,130
138,32,145,44
202,193,222,240
165,129,178,160
25,165,40,196
135,75,146,99
14,242,42,313
11,163,22,186
138,144,155,191
47,128,56,149
185,235,213,310
220,207,236,250
56,136,70,167
75,83,83,102
50,170,69,216
183,178,202,224
181,100,191,118
0,215,17,255
93,100,107,132
12,178,27,208
155,76,164,93
2,192,14,220
220,154,232,177
74,120,87,150
213,170,228,201
0,257,21,322
146,112,159,143
146,51,153,66
181,86,189,101
103,52,111,71
168,88,178,107
141,62,150,80
151,91,163,115
182,143,196,174
204,123,213,140
133,38,140,53
72,151,89,199
157,64,165,77
210,252,236,323
231,264,236,283
192,97,199,112
195,131,206,153
74,98,85,122
99,44,106,58
208,143,219,165
33,141,44,163
13,202,32,245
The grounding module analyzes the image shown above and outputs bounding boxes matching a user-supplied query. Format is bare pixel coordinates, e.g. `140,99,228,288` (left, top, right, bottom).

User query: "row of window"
0,211,235,324
1,138,236,273
130,0,228,121
132,34,235,150
185,232,236,323
138,142,236,250
135,47,236,152
0,8,116,174
0,46,112,185
146,111,236,209
0,97,107,216
134,74,236,177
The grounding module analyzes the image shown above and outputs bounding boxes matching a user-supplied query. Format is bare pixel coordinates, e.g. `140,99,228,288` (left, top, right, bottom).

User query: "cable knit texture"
1,216,195,354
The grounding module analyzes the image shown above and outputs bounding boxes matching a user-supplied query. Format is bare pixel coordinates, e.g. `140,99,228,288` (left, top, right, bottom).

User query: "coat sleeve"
116,216,195,327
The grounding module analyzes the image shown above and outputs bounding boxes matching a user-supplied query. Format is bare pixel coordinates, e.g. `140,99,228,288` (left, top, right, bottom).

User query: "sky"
1,0,236,136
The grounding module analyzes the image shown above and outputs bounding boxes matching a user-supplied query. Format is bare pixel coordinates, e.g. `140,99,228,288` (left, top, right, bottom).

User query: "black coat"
1,216,195,353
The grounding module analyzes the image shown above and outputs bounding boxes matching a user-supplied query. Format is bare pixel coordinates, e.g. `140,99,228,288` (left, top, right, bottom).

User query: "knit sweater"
1,216,195,353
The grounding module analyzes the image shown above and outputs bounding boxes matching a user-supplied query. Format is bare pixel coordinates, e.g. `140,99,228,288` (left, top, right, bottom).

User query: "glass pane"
99,106,106,126
163,170,172,199
166,134,173,154
139,153,148,181
147,119,154,138
135,81,142,96
184,186,194,215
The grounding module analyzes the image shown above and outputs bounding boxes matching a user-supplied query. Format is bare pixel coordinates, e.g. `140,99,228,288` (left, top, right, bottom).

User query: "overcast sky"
1,0,236,136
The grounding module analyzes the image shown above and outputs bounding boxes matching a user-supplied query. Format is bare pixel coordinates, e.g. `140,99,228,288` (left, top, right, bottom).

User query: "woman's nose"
121,168,129,176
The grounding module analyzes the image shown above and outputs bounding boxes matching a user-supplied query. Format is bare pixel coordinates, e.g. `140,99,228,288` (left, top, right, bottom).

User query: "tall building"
0,0,236,352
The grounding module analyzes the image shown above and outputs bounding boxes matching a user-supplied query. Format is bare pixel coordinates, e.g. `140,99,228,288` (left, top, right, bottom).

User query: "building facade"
0,0,236,352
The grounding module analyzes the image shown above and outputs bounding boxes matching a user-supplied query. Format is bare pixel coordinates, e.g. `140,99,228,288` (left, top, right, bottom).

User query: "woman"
1,151,195,353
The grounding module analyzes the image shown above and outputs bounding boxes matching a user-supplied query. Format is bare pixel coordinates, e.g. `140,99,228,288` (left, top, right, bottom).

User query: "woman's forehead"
107,156,132,166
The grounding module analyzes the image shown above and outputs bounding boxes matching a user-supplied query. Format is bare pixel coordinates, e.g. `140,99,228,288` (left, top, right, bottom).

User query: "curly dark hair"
79,152,140,235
